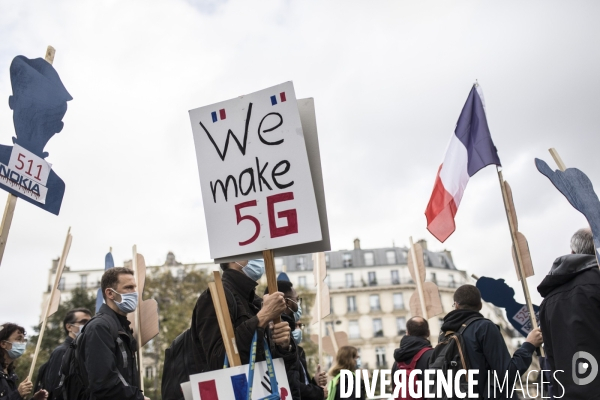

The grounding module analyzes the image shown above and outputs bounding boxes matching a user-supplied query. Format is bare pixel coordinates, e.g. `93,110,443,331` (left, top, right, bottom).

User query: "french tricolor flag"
425,84,501,242
270,92,287,106
211,109,226,123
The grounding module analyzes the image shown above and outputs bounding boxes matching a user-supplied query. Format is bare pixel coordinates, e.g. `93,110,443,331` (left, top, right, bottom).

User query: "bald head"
406,316,430,338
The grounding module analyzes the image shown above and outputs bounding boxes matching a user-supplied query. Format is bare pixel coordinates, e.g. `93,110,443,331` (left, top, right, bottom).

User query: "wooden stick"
409,237,428,319
210,271,241,366
0,46,56,267
497,167,544,356
549,148,566,172
327,323,339,355
132,245,145,391
28,227,71,380
262,249,281,324
314,253,323,367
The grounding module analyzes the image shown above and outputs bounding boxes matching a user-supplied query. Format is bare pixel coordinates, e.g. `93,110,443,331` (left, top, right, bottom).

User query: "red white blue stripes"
425,85,501,242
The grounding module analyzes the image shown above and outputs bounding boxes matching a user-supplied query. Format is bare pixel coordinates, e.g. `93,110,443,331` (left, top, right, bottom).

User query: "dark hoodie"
537,254,600,400
440,309,535,399
391,336,433,395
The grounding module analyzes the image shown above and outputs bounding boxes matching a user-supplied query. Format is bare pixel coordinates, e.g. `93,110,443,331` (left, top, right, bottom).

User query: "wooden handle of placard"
549,148,567,172
210,271,242,366
263,249,281,324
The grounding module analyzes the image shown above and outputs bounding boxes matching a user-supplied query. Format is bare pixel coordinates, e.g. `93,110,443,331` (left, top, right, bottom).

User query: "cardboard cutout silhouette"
2,55,72,215
476,276,539,337
535,158,600,261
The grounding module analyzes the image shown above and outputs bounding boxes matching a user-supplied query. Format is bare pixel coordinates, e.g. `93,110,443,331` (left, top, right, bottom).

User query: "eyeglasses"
74,319,90,325
2,339,27,344
285,297,302,306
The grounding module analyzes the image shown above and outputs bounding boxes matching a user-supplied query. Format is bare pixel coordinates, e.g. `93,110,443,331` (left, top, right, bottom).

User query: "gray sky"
0,0,599,330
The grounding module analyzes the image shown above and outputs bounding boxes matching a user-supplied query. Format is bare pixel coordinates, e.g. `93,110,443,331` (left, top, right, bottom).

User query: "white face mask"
71,324,83,338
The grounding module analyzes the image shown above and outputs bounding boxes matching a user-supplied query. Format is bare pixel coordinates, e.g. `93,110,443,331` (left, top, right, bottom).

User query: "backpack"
394,347,431,400
427,316,482,399
161,287,238,400
55,312,130,400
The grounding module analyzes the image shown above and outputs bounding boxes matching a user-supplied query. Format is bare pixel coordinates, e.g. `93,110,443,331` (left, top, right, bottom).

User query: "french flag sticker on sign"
270,92,287,106
211,109,226,123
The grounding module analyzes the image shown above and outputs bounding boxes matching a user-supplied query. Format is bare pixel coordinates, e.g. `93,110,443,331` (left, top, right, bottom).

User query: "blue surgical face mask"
5,341,26,359
240,259,264,281
287,302,302,322
110,289,138,313
292,328,302,345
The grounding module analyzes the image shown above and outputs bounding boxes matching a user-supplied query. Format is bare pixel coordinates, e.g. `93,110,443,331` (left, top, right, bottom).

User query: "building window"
364,252,374,266
431,272,437,284
298,276,306,287
58,277,65,291
177,268,185,281
145,366,154,379
349,320,360,339
386,250,396,265
347,296,357,312
391,270,400,285
343,253,352,268
325,254,330,267
370,295,380,311
275,257,284,271
373,318,383,337
375,346,387,367
325,276,331,288
393,293,404,310
449,275,456,288
297,256,306,270
345,273,354,288
80,275,87,289
368,271,377,286
330,297,334,315
397,317,407,335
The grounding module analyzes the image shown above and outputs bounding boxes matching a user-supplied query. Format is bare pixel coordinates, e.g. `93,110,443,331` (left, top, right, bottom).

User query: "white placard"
0,144,52,204
190,358,291,400
189,82,322,259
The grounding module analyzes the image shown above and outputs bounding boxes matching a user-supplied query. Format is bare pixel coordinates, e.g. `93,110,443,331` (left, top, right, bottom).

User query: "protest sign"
189,357,291,400
190,83,326,260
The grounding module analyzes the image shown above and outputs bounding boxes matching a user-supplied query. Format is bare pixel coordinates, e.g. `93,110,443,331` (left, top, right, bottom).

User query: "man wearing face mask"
38,308,91,399
266,280,329,400
193,259,299,376
77,267,150,400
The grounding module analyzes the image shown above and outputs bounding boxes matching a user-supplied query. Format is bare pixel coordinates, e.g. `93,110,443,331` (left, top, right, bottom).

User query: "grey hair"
570,228,596,255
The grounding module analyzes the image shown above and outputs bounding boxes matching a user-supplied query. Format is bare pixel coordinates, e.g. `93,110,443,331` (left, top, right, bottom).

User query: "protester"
78,267,149,400
38,308,91,399
537,228,600,398
327,346,364,400
267,280,328,399
192,260,298,373
0,323,48,400
439,284,543,399
390,316,433,397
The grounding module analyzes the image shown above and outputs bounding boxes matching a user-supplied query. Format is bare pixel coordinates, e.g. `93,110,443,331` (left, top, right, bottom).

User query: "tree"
14,287,96,385
140,265,210,399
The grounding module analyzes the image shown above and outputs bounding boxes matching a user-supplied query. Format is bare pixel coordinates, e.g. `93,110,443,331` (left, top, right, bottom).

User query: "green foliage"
14,287,96,385
140,265,210,400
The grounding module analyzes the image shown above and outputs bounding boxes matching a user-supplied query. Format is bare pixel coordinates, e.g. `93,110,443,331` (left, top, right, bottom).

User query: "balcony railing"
48,282,101,292
329,277,459,289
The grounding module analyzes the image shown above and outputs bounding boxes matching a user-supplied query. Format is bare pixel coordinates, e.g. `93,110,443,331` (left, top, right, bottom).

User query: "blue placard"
2,55,72,215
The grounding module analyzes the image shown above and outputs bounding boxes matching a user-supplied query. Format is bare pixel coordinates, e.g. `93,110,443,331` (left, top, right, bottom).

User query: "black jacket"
192,269,297,372
292,345,324,400
391,335,433,391
78,304,143,400
537,254,600,400
41,336,73,399
440,309,535,399
0,369,20,400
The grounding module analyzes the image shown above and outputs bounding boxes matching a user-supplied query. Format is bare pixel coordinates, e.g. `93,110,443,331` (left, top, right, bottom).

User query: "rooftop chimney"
354,238,361,250
417,239,428,251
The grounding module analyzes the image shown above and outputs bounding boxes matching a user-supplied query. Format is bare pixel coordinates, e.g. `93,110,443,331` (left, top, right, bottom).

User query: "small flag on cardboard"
270,92,287,106
211,109,227,123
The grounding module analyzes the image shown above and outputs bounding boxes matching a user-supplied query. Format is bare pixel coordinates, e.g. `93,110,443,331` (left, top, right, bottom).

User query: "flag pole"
496,166,544,356
409,237,428,319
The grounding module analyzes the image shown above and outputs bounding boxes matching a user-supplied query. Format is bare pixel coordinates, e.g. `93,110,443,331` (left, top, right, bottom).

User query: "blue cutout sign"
2,55,72,215
476,276,540,338
535,158,600,261
95,251,114,313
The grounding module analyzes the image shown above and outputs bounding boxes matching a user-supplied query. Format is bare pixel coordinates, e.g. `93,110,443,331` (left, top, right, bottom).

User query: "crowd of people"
1,228,598,399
